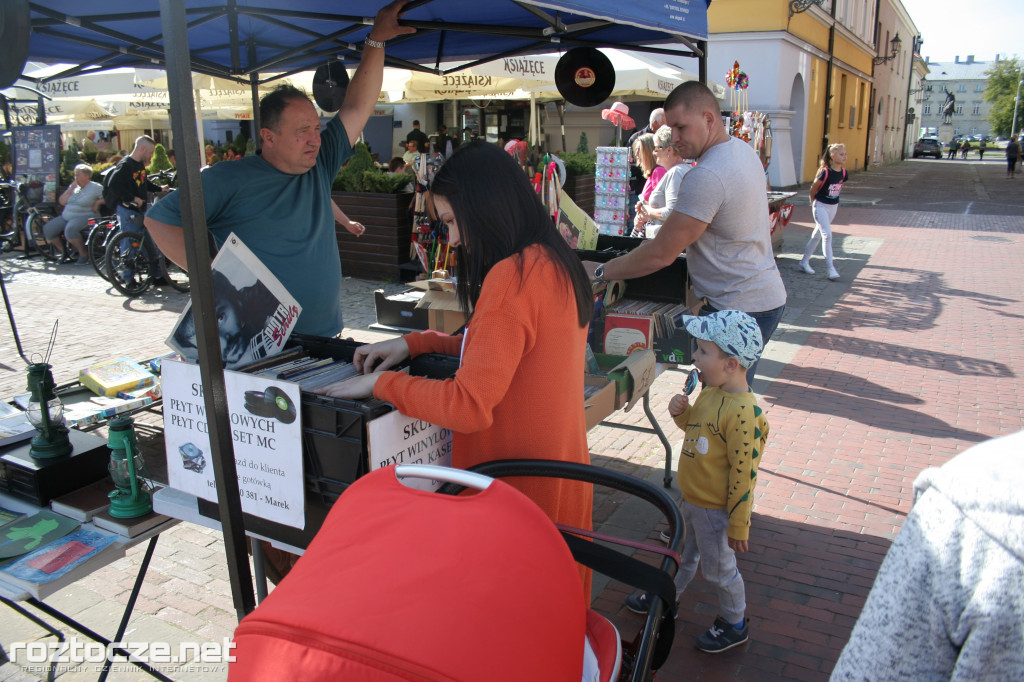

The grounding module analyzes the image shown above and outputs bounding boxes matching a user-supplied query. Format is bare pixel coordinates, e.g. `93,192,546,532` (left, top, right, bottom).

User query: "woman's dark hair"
429,141,592,327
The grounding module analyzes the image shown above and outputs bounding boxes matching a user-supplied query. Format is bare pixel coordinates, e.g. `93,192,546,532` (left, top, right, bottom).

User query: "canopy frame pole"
159,0,257,621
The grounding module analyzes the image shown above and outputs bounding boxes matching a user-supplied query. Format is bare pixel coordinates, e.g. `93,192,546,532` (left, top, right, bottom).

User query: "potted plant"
331,142,415,281
560,150,596,217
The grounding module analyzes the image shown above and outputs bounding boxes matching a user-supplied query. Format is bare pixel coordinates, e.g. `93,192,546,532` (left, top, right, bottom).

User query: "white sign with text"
367,410,452,492
162,358,305,528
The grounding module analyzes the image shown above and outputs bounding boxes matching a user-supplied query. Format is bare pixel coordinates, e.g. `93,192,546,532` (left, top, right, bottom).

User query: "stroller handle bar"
395,464,494,491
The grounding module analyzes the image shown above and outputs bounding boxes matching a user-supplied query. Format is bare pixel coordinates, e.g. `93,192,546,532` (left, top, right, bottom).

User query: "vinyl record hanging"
554,47,615,107
312,61,350,113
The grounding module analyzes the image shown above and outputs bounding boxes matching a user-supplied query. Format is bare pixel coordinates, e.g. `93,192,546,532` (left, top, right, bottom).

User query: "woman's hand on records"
353,337,410,374
318,372,381,399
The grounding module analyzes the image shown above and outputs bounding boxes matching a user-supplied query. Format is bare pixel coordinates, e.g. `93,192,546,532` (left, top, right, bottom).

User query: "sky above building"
901,0,1022,64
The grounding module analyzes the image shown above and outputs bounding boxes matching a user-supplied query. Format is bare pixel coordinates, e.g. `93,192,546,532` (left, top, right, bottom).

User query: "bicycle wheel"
0,205,15,253
87,223,114,280
105,230,154,297
160,256,190,292
28,212,62,262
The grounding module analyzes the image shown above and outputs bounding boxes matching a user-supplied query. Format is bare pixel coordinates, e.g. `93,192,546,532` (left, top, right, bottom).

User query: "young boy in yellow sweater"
626,310,769,653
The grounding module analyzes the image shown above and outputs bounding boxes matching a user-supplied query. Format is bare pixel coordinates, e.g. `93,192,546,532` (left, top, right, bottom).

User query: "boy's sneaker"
827,266,840,280
695,616,749,653
798,260,815,275
624,592,677,619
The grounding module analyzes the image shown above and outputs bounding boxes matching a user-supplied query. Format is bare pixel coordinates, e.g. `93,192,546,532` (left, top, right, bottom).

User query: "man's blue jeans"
700,302,785,387
115,205,163,279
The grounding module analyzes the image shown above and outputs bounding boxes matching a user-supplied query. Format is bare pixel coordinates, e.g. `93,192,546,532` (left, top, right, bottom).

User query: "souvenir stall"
723,61,795,255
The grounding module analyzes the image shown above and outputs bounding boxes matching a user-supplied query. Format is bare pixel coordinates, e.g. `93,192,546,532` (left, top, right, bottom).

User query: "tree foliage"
576,131,589,154
148,143,173,174
984,57,1024,137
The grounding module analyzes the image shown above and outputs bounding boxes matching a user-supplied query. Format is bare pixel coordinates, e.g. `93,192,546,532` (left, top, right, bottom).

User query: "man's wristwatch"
594,264,606,282
364,36,386,49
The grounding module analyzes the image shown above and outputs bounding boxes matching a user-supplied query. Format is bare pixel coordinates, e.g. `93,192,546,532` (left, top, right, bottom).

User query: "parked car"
913,138,943,158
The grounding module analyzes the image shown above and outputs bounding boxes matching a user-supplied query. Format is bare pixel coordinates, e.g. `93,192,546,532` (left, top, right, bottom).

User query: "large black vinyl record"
312,62,350,112
554,47,615,107
0,0,31,89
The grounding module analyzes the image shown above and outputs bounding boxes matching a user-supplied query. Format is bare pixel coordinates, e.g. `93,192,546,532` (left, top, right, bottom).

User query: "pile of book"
0,402,35,449
244,348,360,391
603,298,689,355
0,506,118,590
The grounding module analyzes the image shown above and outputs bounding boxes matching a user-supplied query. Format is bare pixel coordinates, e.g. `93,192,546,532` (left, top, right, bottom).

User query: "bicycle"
4,180,75,263
23,196,71,263
0,181,18,252
101,167,188,294
104,227,189,296
84,213,120,280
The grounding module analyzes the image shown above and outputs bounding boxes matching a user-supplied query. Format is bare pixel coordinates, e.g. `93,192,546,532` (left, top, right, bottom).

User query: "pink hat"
601,101,635,130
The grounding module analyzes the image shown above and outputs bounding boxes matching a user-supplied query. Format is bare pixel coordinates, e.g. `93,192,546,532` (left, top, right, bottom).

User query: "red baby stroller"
230,460,682,681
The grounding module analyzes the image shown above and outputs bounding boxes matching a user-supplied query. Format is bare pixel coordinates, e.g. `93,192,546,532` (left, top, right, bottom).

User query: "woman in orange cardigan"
320,141,594,594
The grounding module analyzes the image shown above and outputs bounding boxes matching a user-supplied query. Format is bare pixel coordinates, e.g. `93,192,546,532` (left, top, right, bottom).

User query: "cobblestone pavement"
2,156,1022,681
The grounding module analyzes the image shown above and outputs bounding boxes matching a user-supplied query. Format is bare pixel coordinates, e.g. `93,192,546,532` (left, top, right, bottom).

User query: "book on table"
0,527,117,588
0,505,26,527
79,358,157,398
92,508,171,538
0,411,36,449
50,479,116,522
0,510,81,560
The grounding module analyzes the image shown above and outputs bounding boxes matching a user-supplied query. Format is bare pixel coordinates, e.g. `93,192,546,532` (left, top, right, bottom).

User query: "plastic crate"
577,236,693,364
289,334,459,504
197,335,460,547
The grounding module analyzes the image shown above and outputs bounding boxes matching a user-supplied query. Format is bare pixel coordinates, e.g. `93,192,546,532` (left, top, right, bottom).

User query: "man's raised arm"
339,1,416,146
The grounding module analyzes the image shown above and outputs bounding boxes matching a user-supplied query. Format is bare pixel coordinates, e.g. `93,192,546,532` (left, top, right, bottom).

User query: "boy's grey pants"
675,499,747,624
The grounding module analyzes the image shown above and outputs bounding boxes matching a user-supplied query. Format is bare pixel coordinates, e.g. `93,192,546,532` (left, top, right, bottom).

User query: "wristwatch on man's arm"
594,264,606,282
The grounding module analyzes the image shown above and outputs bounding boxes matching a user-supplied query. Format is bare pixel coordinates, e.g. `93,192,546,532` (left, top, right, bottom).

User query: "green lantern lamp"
26,362,73,460
107,415,154,518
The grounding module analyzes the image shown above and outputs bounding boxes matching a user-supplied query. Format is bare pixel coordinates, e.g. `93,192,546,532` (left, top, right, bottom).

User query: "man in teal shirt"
147,1,412,337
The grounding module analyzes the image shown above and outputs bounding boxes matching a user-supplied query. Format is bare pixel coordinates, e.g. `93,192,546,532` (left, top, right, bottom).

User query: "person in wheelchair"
44,164,103,264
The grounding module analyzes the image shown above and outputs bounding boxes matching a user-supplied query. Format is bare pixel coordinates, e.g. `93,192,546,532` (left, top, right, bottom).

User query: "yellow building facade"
707,0,876,185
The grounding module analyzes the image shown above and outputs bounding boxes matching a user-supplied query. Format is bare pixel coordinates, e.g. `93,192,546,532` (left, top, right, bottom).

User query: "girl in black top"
798,143,848,281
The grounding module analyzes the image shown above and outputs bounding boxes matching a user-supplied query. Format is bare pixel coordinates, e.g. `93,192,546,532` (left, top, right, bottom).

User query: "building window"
839,73,848,127
957,84,966,92
972,103,981,115
923,104,931,115
975,83,984,92
970,127,978,135
956,104,963,115
859,82,868,128
925,84,933,92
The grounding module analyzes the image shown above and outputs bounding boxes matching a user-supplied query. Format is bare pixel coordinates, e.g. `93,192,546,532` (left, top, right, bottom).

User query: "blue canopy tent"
15,0,711,630
22,2,708,81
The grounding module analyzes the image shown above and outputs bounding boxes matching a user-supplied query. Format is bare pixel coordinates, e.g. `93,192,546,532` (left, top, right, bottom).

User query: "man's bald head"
665,81,720,117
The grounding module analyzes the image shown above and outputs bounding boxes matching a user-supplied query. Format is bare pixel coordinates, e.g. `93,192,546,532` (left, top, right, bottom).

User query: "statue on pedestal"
942,88,956,125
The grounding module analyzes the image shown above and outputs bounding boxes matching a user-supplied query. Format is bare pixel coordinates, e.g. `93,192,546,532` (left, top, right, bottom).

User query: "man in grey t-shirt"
584,81,786,385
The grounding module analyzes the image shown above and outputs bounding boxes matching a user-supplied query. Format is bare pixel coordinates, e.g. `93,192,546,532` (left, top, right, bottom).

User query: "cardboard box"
584,375,617,430
414,289,467,334
594,349,656,412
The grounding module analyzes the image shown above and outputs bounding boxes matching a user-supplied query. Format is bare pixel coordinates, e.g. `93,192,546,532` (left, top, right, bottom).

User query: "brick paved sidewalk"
1,158,1022,681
